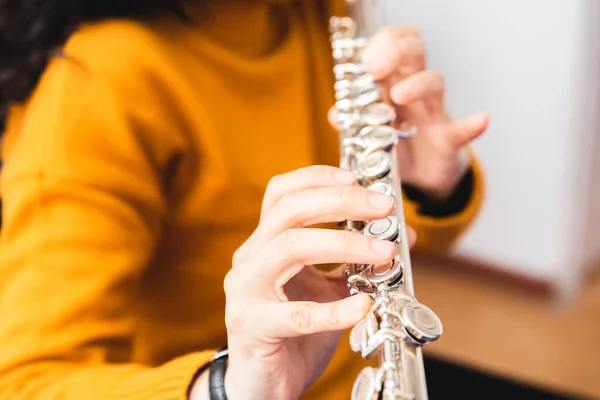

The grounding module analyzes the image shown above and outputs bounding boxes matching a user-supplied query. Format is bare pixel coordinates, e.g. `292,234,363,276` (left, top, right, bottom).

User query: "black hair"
0,0,188,132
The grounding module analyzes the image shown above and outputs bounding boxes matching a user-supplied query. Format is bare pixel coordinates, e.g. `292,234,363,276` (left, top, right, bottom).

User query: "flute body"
329,2,443,399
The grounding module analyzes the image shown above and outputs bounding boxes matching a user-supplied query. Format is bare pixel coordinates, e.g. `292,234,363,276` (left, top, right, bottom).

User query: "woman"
0,0,488,399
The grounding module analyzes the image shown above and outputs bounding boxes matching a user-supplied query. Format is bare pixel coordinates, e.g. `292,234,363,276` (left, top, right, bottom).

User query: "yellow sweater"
0,1,484,399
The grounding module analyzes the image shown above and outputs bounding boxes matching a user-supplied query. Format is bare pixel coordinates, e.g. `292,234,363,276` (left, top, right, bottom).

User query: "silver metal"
361,103,397,126
364,255,404,286
364,216,400,242
402,303,443,344
351,367,381,400
329,3,442,399
357,150,391,183
349,319,367,353
210,348,229,361
367,180,394,196
360,126,397,152
397,125,419,139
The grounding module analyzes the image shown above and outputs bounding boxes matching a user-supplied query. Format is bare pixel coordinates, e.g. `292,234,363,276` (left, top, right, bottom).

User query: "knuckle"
273,192,305,228
277,191,295,211
406,26,421,38
413,39,426,59
232,241,253,267
291,303,314,332
399,64,420,78
337,184,356,203
225,302,247,335
301,165,335,181
314,164,337,178
339,230,355,251
433,70,446,91
306,165,340,185
395,40,425,76
265,173,285,196
224,274,247,334
327,304,341,327
380,27,396,42
420,70,444,94
223,269,238,294
232,249,244,267
387,26,420,41
277,229,301,256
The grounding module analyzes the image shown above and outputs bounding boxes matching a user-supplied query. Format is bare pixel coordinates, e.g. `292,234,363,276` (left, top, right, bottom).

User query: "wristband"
209,345,229,400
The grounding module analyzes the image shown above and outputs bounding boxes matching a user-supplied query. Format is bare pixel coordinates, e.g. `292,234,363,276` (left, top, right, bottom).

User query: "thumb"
449,112,489,147
269,294,372,338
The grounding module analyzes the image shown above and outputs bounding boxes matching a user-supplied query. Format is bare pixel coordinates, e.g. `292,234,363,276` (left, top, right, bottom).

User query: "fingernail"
371,239,394,255
334,169,357,184
369,193,395,210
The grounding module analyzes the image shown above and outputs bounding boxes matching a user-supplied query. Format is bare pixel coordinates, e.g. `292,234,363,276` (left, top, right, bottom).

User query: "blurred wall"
381,0,600,301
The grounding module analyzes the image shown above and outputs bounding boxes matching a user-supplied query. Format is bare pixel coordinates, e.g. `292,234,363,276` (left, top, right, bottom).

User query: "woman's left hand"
331,26,489,201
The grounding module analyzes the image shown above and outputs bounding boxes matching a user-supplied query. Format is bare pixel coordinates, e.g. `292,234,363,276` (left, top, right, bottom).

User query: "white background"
381,0,600,302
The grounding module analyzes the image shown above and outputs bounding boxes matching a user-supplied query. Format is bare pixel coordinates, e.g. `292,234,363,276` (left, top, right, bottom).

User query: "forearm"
0,353,212,400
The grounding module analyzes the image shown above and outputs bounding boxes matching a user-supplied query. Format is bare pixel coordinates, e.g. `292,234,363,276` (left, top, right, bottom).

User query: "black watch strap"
209,345,229,400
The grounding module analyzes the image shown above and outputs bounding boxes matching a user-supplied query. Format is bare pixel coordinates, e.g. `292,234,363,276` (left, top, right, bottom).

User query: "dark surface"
403,166,474,218
423,354,591,400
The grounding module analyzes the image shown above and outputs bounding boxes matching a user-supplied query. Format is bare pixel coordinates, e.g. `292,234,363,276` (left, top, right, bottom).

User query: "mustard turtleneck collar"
183,0,296,56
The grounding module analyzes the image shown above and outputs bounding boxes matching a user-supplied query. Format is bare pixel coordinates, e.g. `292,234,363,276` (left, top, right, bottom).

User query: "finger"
389,69,445,106
447,113,489,147
236,228,396,292
406,225,417,249
267,293,372,337
328,106,338,129
324,225,418,280
235,166,358,265
260,166,357,221
361,27,424,80
253,185,395,246
234,167,361,266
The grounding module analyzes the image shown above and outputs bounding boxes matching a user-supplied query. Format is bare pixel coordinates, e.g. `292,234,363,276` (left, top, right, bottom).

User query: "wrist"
223,362,238,400
419,167,469,203
189,347,231,400
223,353,272,400
411,149,471,203
209,346,230,400
403,166,474,218
188,367,210,400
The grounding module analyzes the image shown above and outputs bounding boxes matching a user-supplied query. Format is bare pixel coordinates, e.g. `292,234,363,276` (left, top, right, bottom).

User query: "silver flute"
329,1,443,399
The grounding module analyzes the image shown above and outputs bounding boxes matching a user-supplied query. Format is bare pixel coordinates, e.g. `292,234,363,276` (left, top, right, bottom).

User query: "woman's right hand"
191,165,415,400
